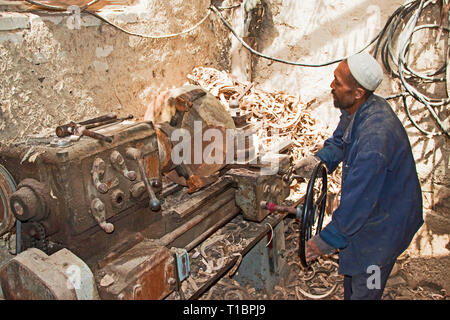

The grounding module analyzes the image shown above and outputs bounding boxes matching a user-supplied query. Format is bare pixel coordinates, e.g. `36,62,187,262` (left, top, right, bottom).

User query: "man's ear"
354,87,366,100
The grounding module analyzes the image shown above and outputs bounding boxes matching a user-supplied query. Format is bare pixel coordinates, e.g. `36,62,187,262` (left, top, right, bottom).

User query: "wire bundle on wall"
211,1,449,138
375,0,449,138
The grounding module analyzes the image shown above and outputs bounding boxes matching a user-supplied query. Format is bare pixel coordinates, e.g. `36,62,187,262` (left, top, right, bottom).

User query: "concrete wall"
227,0,449,258
0,0,231,142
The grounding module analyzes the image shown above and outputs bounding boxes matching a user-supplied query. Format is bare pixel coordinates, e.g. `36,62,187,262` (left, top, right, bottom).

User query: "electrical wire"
23,0,100,11
22,0,448,136
23,0,66,11
23,0,212,39
210,2,448,136
86,10,211,39
84,3,240,39
374,0,449,137
209,5,381,67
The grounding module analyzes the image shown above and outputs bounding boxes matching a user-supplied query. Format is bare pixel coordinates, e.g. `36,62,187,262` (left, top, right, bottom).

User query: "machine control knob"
151,179,162,189
91,158,109,194
130,181,146,199
9,179,49,222
90,198,114,234
110,151,137,181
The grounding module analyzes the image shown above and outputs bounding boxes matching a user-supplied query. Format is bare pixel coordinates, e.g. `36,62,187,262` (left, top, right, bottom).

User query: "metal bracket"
172,247,190,282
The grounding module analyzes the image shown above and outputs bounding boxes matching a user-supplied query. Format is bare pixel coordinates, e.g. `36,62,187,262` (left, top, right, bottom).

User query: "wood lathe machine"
0,85,327,300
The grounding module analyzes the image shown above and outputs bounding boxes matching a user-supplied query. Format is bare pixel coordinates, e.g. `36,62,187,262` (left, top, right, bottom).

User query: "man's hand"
293,155,321,178
305,237,323,263
305,234,337,263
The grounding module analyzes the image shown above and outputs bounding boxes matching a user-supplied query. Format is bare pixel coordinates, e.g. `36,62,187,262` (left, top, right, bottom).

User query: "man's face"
330,61,357,110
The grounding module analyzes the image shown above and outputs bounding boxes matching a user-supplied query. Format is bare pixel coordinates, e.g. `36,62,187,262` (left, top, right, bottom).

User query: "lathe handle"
90,198,114,234
125,148,161,211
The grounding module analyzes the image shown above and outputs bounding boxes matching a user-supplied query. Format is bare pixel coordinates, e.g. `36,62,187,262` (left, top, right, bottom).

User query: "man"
294,52,423,300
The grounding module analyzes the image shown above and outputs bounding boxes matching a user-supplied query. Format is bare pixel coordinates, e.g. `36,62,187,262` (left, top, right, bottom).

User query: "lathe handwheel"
0,165,17,237
299,161,328,268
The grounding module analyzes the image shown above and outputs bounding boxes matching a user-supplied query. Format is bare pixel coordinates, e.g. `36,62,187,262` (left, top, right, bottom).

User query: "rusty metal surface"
166,212,287,300
226,168,290,222
96,240,175,300
0,121,161,262
0,165,17,236
159,188,235,247
158,85,237,193
0,248,77,300
162,178,233,218
155,127,174,173
0,85,297,300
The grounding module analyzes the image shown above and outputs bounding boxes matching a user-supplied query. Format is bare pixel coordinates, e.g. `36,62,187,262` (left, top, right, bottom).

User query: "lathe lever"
260,161,328,268
91,158,109,194
110,151,137,181
90,198,114,233
125,148,161,211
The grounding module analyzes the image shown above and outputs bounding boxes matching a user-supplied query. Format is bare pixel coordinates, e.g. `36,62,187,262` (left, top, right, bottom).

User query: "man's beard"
332,91,352,110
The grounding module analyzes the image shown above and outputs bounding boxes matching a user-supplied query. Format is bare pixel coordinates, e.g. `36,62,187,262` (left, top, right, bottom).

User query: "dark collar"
342,94,377,143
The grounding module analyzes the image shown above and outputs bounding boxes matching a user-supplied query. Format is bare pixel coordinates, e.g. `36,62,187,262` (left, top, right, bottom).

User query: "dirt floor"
200,211,450,301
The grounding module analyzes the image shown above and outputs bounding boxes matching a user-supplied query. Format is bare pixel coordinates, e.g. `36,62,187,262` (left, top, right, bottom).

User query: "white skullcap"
347,52,383,91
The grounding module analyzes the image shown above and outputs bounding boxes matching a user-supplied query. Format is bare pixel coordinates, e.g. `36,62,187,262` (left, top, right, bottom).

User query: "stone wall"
0,0,231,142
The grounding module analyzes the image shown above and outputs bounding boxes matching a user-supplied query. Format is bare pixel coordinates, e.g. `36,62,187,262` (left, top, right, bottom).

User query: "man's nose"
330,80,335,89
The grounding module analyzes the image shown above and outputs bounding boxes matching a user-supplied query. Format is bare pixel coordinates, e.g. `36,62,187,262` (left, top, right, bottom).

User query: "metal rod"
184,202,240,252
188,213,287,300
135,159,160,211
78,113,117,126
85,114,134,130
16,220,21,254
159,189,235,247
260,201,297,215
81,128,113,143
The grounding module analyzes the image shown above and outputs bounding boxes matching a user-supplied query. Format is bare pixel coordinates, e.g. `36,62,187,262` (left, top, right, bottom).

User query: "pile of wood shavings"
186,66,342,196
195,217,344,300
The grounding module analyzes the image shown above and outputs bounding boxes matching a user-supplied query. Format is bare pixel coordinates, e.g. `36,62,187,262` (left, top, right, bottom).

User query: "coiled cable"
375,0,449,137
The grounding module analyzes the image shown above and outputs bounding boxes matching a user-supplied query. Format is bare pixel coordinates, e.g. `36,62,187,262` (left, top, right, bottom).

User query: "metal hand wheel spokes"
299,161,328,268
0,165,17,237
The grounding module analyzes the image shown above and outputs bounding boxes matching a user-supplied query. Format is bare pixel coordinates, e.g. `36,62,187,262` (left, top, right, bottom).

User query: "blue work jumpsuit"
315,94,423,278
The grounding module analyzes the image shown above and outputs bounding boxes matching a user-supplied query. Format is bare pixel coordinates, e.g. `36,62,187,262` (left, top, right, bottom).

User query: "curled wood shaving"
200,234,226,259
186,67,342,201
187,277,199,292
191,249,201,259
296,283,337,300
224,290,245,300
227,253,243,277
